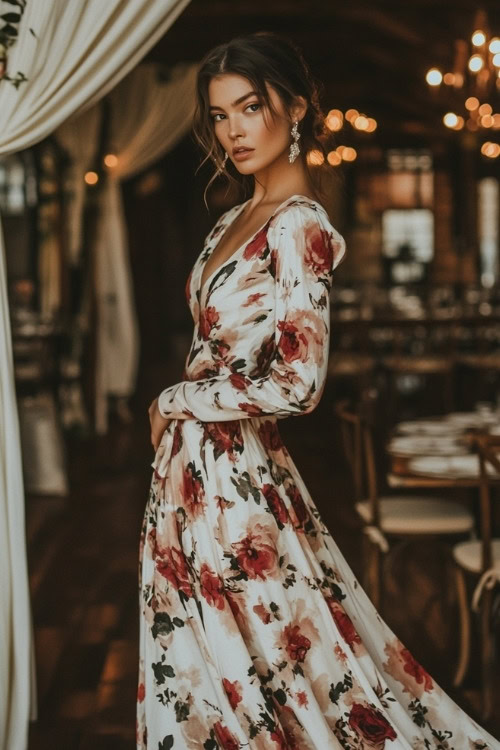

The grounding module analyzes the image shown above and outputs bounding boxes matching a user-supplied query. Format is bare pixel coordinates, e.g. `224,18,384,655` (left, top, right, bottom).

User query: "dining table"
386,407,500,489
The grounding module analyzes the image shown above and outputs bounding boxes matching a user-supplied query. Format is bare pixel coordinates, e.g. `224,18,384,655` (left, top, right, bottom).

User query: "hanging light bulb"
443,112,459,128
469,54,485,72
426,68,442,86
472,30,486,46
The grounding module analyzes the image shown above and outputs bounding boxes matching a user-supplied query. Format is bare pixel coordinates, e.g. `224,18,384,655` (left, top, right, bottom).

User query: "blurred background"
2,1,500,747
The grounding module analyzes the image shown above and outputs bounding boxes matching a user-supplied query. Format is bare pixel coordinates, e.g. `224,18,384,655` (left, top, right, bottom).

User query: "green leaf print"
158,735,174,749
329,672,353,705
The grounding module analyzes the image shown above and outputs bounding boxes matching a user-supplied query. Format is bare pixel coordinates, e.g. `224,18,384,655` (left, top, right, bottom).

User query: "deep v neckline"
198,193,323,304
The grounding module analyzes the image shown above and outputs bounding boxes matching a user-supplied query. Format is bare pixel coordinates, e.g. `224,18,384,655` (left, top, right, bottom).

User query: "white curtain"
56,62,197,433
0,2,190,748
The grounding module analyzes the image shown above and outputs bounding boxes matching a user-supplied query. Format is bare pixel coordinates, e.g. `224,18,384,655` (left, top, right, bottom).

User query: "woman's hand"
148,397,173,452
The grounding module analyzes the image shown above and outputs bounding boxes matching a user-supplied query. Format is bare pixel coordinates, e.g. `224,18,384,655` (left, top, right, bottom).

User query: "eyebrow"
209,91,258,111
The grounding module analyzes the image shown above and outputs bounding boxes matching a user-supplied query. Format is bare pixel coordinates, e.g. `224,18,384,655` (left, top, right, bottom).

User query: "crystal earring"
289,121,300,163
216,151,228,175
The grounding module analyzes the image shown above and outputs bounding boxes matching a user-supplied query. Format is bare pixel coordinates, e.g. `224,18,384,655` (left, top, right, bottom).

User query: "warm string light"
425,9,500,148
84,171,98,185
325,108,377,133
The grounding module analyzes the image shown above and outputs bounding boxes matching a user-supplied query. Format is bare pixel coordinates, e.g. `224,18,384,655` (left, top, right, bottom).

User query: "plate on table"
388,436,468,457
396,419,463,437
408,454,498,479
445,411,500,428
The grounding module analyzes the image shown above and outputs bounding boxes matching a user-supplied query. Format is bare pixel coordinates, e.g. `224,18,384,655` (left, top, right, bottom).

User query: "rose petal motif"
325,596,363,652
383,639,433,698
181,462,206,520
348,702,397,748
277,310,325,367
200,562,225,610
199,305,220,340
258,420,284,452
232,526,279,581
243,224,269,261
262,483,289,527
222,677,243,710
213,721,240,750
282,623,312,663
155,545,193,599
303,224,334,278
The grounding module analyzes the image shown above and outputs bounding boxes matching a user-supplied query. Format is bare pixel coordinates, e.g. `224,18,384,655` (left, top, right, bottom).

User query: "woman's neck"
247,150,314,210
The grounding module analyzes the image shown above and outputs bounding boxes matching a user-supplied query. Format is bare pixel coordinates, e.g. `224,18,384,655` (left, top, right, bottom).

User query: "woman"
138,32,499,750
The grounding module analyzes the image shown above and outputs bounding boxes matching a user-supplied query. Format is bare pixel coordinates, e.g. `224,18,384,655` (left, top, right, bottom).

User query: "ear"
290,95,307,124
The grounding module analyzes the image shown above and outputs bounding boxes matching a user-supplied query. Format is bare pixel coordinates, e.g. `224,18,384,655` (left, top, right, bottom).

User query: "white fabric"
56,106,102,265
56,62,197,433
453,539,500,574
355,497,475,535
0,2,190,748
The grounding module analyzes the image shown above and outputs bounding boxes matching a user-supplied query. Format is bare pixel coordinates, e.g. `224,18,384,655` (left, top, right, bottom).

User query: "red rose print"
348,703,397,747
401,647,433,692
286,484,309,526
222,677,243,710
213,721,240,750
243,223,269,260
204,420,244,462
283,623,311,663
171,422,183,458
383,639,434,697
181,462,206,520
255,334,275,372
232,528,278,581
200,563,225,610
238,402,264,416
262,484,289,526
229,372,250,391
258,421,284,452
303,224,334,277
295,690,308,707
156,545,193,599
325,597,362,651
277,311,324,366
242,292,266,307
270,726,289,749
137,682,145,703
199,306,220,340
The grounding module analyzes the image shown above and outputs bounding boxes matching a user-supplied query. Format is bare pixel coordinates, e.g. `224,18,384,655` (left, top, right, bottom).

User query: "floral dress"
137,195,499,750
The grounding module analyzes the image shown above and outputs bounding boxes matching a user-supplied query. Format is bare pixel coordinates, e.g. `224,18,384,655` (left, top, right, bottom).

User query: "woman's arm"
157,204,346,422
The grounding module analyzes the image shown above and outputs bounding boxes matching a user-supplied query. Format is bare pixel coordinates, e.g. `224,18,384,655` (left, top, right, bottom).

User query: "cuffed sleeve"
157,203,346,422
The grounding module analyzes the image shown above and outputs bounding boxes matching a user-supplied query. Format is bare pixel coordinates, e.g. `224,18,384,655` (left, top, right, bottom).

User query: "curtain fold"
0,2,190,748
56,62,197,433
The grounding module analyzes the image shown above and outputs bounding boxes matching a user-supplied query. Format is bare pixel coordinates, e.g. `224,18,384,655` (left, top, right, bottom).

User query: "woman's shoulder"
269,194,346,268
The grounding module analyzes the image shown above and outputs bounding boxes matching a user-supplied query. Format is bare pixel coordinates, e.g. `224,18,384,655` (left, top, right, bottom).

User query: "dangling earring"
289,121,300,163
216,151,228,175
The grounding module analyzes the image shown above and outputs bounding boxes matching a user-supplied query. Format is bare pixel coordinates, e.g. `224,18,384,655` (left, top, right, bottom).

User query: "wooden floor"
26,364,500,749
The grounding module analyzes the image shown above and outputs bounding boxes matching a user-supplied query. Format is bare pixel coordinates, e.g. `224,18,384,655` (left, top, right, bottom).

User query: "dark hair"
192,32,334,205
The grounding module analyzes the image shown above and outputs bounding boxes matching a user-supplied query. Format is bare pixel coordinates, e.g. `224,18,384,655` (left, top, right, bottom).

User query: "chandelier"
425,8,500,154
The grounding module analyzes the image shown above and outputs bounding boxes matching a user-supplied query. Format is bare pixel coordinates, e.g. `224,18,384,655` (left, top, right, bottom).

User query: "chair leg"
480,587,494,721
453,566,471,687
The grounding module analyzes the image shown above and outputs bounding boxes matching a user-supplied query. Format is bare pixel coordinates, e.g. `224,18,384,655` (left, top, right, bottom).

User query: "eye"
212,113,226,122
246,102,261,113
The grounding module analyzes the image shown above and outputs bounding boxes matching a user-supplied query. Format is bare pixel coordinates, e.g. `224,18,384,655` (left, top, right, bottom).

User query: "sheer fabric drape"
0,2,190,747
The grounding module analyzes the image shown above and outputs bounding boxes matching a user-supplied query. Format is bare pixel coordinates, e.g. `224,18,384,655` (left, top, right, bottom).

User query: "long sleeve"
157,203,346,422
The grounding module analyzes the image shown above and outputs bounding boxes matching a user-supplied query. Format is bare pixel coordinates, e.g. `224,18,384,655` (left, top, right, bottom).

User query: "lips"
232,146,254,157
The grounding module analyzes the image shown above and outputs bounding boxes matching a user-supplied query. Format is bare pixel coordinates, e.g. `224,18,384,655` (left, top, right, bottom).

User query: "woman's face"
208,73,293,175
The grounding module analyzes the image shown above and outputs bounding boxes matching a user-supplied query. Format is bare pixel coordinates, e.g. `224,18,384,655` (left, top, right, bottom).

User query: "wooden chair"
452,434,500,720
335,391,475,612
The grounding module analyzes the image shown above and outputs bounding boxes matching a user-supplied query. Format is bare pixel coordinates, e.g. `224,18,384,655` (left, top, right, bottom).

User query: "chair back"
473,434,500,571
335,390,380,526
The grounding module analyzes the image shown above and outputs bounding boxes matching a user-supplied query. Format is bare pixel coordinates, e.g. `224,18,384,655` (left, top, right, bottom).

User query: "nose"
227,113,245,141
